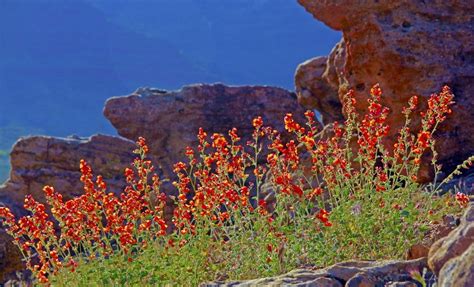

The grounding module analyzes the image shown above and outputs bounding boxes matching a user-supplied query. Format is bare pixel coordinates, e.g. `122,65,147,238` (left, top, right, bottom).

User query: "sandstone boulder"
438,244,474,287
104,83,309,181
0,134,136,217
296,0,474,179
294,56,343,124
202,258,431,286
428,202,474,276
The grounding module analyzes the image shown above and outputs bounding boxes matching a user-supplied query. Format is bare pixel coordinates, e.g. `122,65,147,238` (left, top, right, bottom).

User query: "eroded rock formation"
203,258,432,287
294,55,343,124
296,0,474,180
104,83,308,181
428,202,474,284
0,134,136,217
438,244,474,287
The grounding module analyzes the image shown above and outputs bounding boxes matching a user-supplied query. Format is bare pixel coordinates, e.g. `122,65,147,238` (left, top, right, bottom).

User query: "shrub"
0,85,472,285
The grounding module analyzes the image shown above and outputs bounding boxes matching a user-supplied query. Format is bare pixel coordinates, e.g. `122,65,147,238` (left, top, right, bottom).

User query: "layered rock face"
296,0,474,179
104,84,308,182
428,202,474,286
0,135,136,216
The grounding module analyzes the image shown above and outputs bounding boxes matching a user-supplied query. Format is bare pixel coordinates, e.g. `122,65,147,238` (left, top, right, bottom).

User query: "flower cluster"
0,137,167,283
0,196,57,283
172,125,256,241
455,192,469,208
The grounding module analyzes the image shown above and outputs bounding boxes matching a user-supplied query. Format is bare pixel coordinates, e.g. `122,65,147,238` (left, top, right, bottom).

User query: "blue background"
0,0,340,181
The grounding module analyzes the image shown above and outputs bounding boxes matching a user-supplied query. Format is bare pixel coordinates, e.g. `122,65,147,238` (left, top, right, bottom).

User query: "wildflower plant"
0,84,472,285
0,138,168,284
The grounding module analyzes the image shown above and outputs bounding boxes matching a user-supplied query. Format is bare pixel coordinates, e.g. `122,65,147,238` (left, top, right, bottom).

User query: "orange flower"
252,116,263,128
456,192,469,208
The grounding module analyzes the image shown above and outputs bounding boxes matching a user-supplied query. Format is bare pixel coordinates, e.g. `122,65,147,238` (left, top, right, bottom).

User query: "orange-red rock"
295,56,343,124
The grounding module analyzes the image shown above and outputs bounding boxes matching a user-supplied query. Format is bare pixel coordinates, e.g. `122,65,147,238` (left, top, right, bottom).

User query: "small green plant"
0,85,471,285
409,267,428,287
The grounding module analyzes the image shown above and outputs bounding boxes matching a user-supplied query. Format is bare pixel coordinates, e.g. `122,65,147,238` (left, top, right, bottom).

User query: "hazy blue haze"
0,0,340,181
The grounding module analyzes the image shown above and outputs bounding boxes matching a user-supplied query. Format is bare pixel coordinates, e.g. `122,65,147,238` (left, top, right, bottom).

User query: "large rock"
203,258,432,286
438,244,474,287
104,83,308,181
294,56,343,124
296,0,474,178
0,229,23,283
428,202,474,278
0,134,136,216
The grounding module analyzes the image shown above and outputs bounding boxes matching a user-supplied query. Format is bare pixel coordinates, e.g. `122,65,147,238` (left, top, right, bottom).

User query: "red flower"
291,184,303,197
0,207,15,224
267,243,273,253
456,192,469,208
284,113,301,133
316,209,331,226
252,116,263,129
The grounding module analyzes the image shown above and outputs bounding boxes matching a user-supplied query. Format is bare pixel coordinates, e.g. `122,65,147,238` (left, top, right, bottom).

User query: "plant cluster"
0,85,472,285
0,139,168,284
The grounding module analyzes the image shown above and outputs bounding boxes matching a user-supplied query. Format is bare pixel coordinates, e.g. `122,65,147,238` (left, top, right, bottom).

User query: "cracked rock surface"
104,83,309,182
296,0,474,182
202,258,432,287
